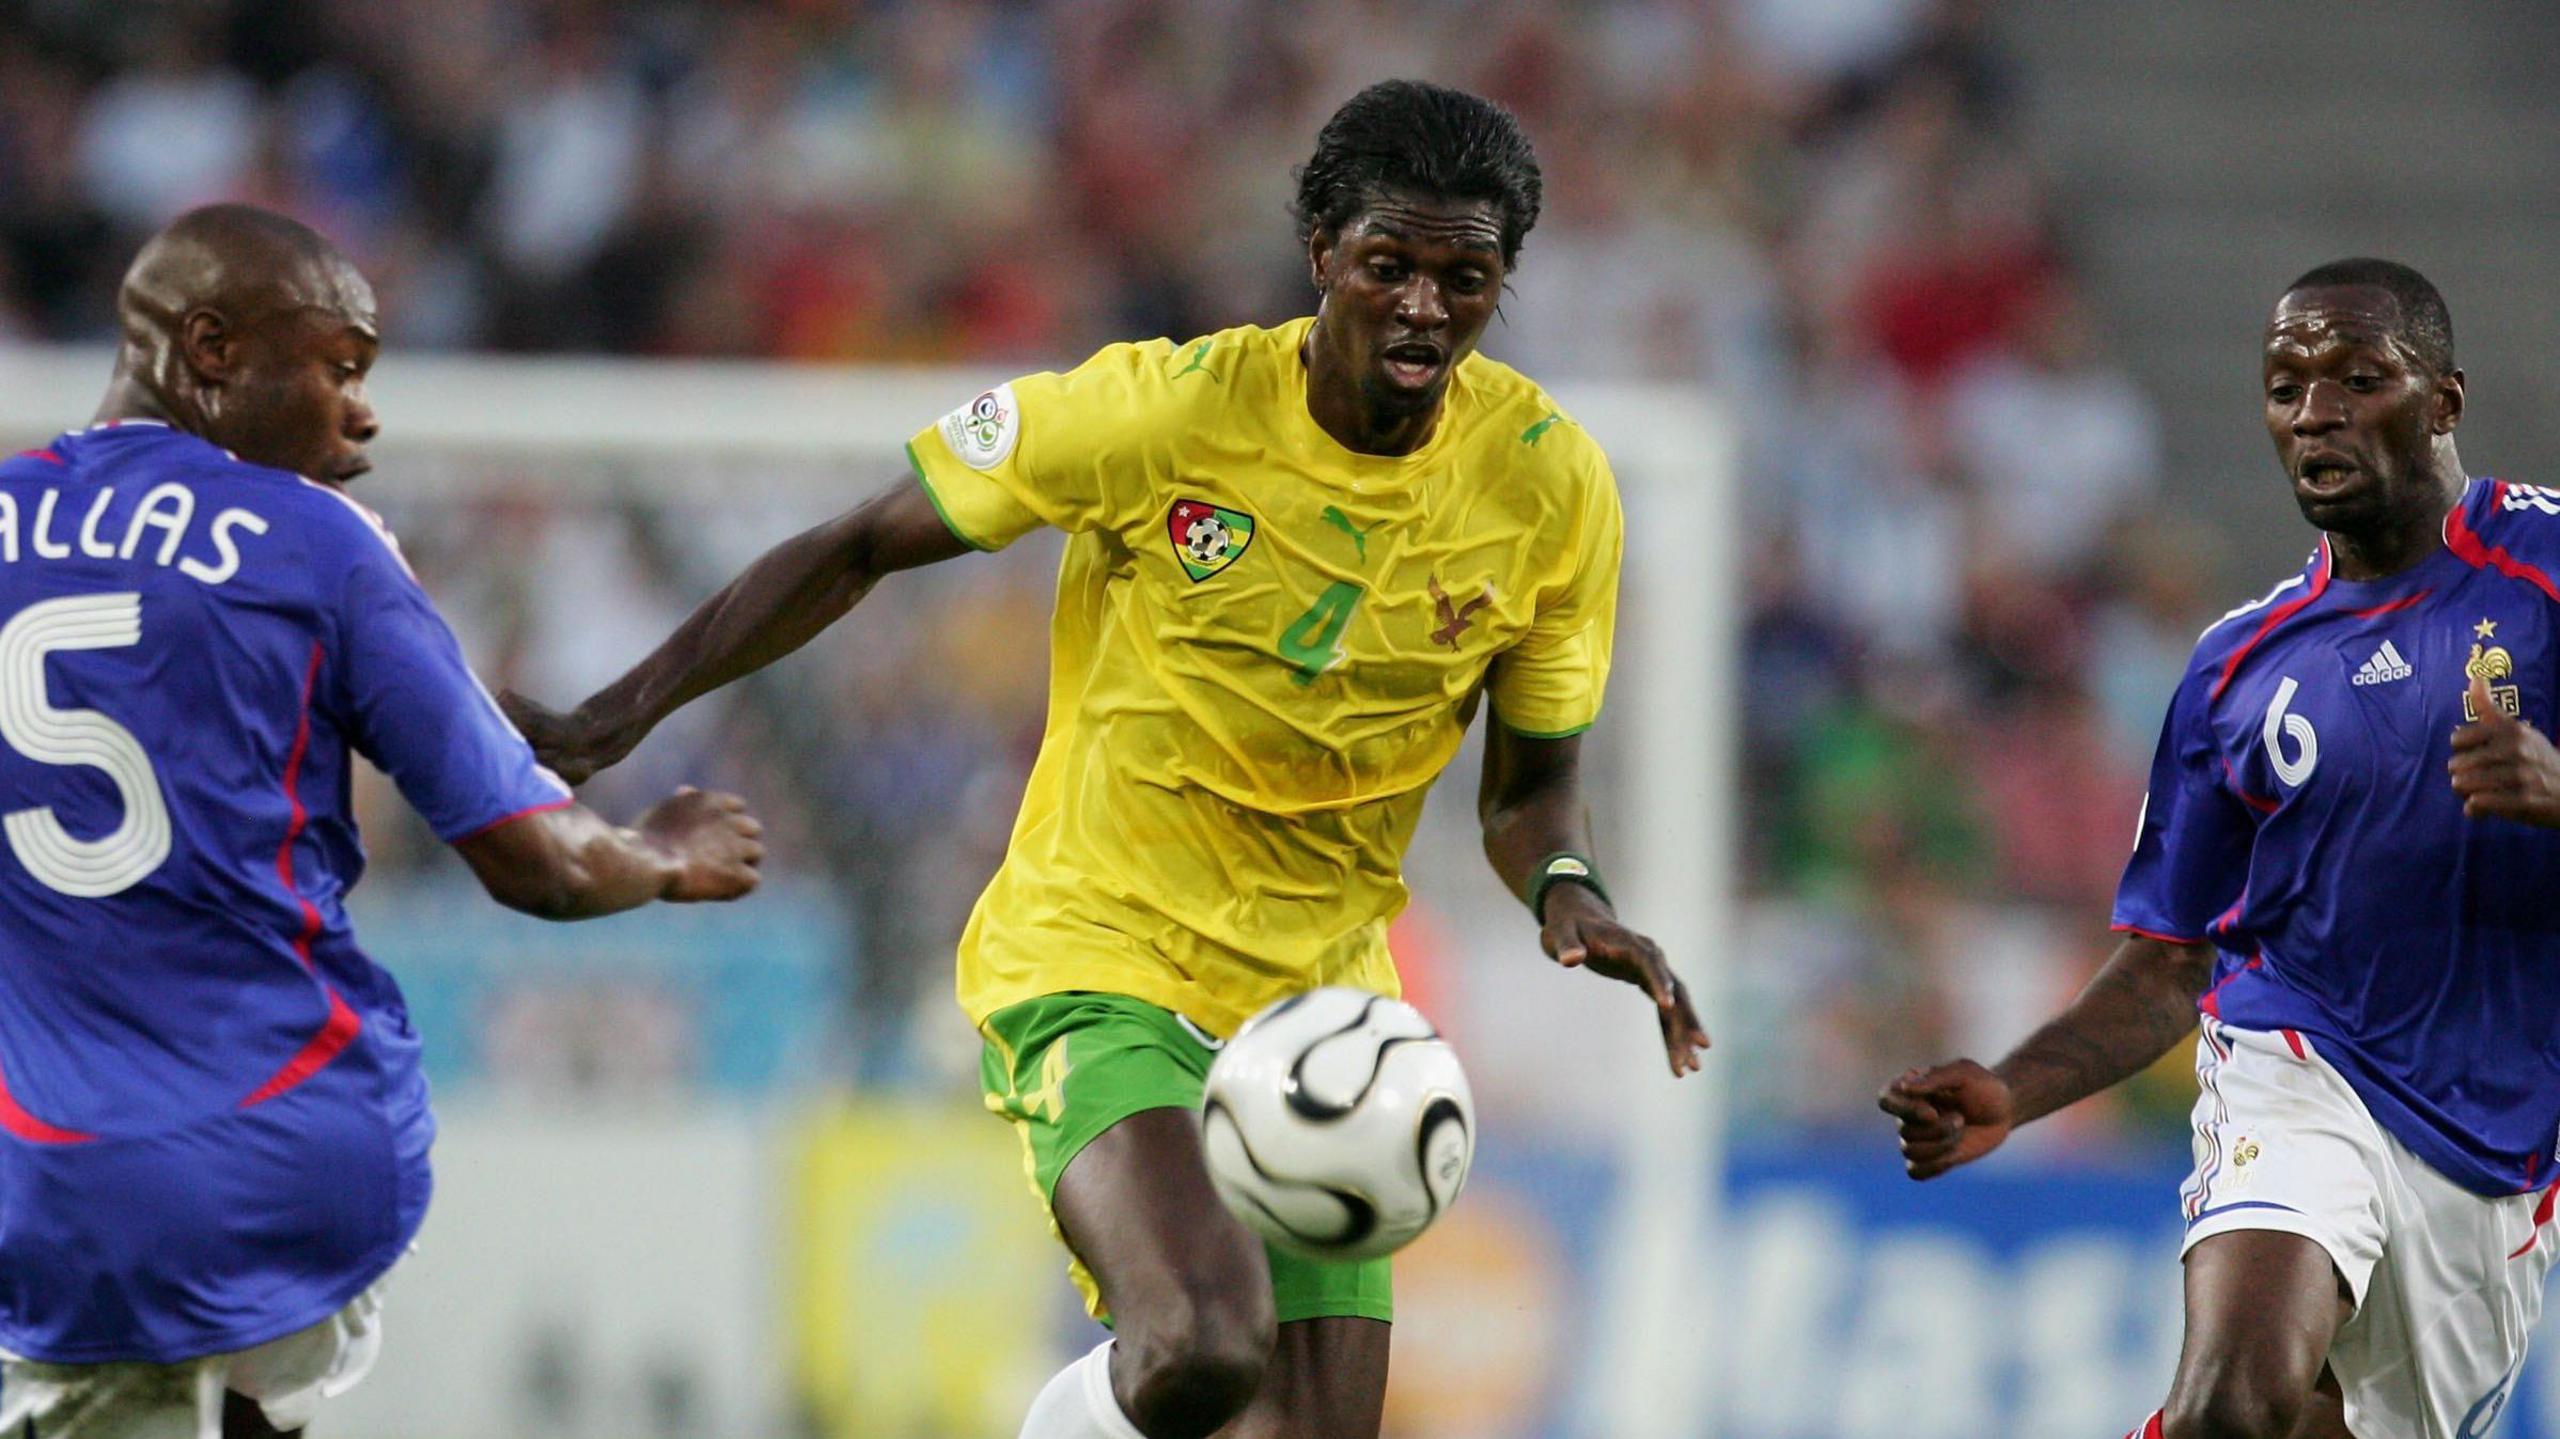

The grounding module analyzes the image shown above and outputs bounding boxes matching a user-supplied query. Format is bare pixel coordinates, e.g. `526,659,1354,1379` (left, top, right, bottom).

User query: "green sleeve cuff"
905,442,995,553
1494,716,1595,740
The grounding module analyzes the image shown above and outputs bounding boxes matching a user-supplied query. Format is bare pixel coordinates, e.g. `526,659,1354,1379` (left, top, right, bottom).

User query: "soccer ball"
1184,515,1230,564
1199,988,1474,1261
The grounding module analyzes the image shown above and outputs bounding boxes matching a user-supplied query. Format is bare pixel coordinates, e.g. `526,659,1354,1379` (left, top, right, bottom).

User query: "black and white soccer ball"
1200,988,1474,1261
1183,515,1231,564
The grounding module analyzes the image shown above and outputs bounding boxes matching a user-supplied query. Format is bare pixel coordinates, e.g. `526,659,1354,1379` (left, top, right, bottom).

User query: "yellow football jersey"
908,317,1622,1037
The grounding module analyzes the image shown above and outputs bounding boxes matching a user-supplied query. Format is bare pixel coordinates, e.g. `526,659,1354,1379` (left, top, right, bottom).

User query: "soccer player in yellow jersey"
506,80,1709,1439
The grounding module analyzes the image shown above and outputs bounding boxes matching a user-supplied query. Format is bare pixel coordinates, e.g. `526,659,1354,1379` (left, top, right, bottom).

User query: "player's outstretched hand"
1542,885,1710,1077
501,690,633,787
1879,1060,2014,1180
2450,671,2560,826
638,786,765,901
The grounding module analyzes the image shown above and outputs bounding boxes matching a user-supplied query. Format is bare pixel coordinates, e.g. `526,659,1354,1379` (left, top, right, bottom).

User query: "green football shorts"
979,990,1394,1326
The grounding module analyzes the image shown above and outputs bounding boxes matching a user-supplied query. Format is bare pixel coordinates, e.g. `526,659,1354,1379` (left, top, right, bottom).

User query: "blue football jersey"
0,422,568,1363
2116,476,2560,1197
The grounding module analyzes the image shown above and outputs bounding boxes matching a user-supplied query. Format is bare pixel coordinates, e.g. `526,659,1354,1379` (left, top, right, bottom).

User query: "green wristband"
1528,852,1611,920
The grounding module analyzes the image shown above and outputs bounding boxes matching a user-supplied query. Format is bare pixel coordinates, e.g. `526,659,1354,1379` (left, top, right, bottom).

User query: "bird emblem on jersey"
1427,576,1495,648
1167,499,1256,582
2463,630,2522,721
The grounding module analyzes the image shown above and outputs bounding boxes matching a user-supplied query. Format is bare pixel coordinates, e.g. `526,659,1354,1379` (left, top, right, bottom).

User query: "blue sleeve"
329,518,571,843
2112,665,2252,942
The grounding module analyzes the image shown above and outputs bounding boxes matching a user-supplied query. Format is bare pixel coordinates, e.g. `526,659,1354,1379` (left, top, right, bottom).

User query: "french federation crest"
1168,499,1256,582
2464,626,2523,721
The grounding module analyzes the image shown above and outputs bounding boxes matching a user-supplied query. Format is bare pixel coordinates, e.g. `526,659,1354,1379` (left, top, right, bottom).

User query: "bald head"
119,204,372,353
97,203,382,484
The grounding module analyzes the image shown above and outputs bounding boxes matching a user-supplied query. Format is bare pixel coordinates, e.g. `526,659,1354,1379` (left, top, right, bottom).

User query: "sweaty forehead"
265,257,378,351
297,255,377,329
1343,195,1504,254
2265,285,2404,360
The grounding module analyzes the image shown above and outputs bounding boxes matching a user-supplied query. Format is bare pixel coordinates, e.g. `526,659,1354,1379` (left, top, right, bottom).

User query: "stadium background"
4,3,2559,1436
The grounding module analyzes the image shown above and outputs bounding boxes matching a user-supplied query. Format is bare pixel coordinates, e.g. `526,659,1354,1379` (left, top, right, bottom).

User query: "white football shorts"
0,1269,391,1439
2180,1018,2557,1437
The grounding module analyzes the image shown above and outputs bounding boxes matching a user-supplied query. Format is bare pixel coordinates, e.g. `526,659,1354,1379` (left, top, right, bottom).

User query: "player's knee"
2163,1369,2307,1439
1116,1276,1275,1434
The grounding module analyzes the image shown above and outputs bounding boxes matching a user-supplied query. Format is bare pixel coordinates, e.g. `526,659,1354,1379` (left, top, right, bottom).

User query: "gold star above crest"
2476,618,2500,639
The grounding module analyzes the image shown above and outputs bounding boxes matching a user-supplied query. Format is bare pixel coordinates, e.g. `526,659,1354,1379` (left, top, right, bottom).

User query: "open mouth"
1380,341,1446,389
2295,454,2359,498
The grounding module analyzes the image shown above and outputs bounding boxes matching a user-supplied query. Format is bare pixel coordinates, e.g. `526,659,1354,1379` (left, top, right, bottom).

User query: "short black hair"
1291,80,1543,268
2284,257,2455,376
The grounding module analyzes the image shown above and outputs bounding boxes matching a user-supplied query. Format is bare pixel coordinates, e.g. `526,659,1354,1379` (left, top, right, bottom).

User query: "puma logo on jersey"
2352,640,2413,686
1427,577,1493,648
1319,506,1378,562
1173,339,1219,381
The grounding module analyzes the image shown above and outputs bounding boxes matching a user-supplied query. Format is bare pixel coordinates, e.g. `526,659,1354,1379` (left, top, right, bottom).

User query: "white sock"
1020,1339,1148,1439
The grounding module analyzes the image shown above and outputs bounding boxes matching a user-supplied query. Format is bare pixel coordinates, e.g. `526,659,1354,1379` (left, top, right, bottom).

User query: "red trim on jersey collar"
2446,481,2560,602
240,643,363,1109
2211,541,2332,702
2343,589,2430,619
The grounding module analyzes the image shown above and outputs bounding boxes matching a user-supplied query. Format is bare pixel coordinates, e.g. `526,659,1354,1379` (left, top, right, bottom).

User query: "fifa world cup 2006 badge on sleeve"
940,384,1020,471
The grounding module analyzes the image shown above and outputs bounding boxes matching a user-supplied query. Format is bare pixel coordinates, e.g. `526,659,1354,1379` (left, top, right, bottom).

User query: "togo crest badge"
1168,499,1256,582
938,384,1020,471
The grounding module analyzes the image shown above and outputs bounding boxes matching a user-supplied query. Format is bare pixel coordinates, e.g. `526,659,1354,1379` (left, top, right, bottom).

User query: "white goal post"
0,343,1736,1438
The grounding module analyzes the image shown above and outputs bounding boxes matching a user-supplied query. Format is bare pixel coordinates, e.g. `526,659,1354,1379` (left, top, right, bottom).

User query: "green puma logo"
1320,506,1378,563
1174,339,1219,381
1520,411,1562,446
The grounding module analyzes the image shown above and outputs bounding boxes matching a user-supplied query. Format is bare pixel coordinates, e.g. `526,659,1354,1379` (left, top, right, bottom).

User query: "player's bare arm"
1880,934,2213,1179
455,786,765,918
1477,722,1708,1076
2450,670,2560,825
505,477,967,782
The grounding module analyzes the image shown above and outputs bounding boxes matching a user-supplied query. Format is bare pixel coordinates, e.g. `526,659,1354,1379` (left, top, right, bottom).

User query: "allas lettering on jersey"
0,422,568,1364
2114,477,2560,1196
0,480,269,585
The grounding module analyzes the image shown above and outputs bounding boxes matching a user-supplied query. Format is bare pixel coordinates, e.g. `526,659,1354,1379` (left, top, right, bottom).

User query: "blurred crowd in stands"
0,0,2214,1142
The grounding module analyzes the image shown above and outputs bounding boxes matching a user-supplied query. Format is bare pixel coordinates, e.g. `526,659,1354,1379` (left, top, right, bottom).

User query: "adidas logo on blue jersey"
2352,640,2414,686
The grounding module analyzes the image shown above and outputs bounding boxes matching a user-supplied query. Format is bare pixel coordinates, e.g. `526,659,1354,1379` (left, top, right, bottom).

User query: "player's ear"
1307,226,1335,295
178,309,238,385
2433,367,2465,435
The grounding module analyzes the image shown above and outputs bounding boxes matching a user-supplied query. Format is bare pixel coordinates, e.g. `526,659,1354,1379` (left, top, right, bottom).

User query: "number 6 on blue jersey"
2262,674,2319,787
